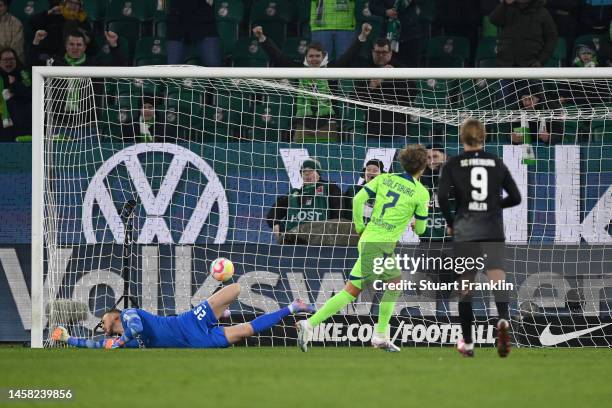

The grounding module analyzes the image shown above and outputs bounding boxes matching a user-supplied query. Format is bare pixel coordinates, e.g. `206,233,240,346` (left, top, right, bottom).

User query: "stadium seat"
294,0,311,38
9,0,49,24
475,37,498,67
215,0,244,57
282,37,309,64
589,120,612,144
414,79,456,110
215,0,244,22
134,37,166,66
425,36,470,67
95,35,130,66
183,46,201,65
250,0,293,48
203,96,248,142
82,0,107,23
106,20,142,60
545,37,567,67
232,38,269,67
338,79,366,142
106,0,155,22
251,95,293,141
481,16,497,37
216,21,240,58
166,89,205,140
99,106,132,141
458,79,501,110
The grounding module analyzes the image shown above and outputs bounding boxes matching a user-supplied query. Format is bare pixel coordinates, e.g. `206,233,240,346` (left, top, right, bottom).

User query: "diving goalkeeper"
52,284,314,349
296,145,430,352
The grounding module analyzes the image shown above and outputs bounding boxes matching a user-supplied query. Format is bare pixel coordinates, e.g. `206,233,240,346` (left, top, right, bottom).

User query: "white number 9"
470,167,488,201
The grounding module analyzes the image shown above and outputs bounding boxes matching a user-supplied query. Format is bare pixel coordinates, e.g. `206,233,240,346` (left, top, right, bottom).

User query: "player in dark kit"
437,119,521,358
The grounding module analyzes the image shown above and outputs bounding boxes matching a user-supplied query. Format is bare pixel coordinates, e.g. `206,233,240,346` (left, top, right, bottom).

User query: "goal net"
32,67,612,348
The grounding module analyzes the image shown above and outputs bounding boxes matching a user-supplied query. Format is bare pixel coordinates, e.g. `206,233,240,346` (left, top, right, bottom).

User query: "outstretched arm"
353,175,381,234
52,326,138,349
110,309,143,348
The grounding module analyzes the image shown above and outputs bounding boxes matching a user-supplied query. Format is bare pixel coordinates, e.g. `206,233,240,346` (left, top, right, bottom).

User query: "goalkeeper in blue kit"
52,284,314,349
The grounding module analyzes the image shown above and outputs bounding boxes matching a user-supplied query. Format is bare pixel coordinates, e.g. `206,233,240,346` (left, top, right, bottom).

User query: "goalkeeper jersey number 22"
353,173,430,243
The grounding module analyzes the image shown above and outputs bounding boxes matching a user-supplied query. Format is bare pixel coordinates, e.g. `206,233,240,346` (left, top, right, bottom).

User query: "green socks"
306,288,400,334
308,290,356,327
376,290,401,335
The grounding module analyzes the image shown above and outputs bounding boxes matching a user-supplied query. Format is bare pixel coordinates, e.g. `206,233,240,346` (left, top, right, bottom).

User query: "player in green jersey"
296,145,430,352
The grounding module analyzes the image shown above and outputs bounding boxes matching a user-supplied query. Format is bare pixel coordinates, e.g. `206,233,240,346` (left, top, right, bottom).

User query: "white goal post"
32,66,612,349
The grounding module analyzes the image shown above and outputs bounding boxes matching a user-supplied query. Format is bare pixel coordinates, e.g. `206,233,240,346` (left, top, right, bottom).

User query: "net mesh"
40,71,612,347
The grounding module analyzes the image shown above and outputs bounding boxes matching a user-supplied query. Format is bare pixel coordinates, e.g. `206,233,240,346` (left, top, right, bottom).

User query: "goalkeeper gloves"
51,326,70,343
104,337,126,349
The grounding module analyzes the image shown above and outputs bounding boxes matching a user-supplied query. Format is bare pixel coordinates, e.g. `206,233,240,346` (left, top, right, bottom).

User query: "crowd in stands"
0,0,611,143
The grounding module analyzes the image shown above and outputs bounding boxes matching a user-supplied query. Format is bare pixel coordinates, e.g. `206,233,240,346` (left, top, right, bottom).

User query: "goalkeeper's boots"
296,319,313,352
290,299,316,314
456,338,474,357
497,318,511,358
371,333,401,352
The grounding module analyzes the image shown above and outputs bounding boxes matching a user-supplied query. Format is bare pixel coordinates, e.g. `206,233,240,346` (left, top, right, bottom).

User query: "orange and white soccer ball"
210,257,234,282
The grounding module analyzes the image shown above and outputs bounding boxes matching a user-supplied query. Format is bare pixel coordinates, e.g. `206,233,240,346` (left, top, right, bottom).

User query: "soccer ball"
210,257,234,282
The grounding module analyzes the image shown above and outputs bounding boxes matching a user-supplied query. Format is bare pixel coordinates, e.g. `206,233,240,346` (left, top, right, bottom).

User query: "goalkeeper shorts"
181,300,230,348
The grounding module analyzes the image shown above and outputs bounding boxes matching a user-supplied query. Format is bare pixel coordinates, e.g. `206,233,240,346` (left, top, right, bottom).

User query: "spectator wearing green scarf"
29,30,125,140
0,47,30,141
253,23,371,141
370,0,427,67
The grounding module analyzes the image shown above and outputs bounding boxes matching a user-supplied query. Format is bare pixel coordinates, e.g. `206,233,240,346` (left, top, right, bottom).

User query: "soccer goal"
31,66,612,348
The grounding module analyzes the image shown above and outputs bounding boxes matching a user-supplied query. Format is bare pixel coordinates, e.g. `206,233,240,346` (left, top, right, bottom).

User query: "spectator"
342,158,385,221
166,0,220,66
121,94,179,143
573,43,598,67
509,83,563,145
580,0,612,35
370,0,427,67
253,23,371,141
434,0,479,57
30,30,123,67
266,158,345,245
600,25,612,66
489,0,558,67
0,0,25,63
421,144,449,241
30,30,124,139
0,47,30,141
354,38,411,142
310,0,356,59
546,0,581,44
30,0,96,63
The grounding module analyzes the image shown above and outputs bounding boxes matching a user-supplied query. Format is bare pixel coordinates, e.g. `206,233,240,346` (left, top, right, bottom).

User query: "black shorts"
453,239,505,273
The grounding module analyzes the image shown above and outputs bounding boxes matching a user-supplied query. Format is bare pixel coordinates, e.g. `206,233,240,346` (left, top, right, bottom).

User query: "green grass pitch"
1,348,611,408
